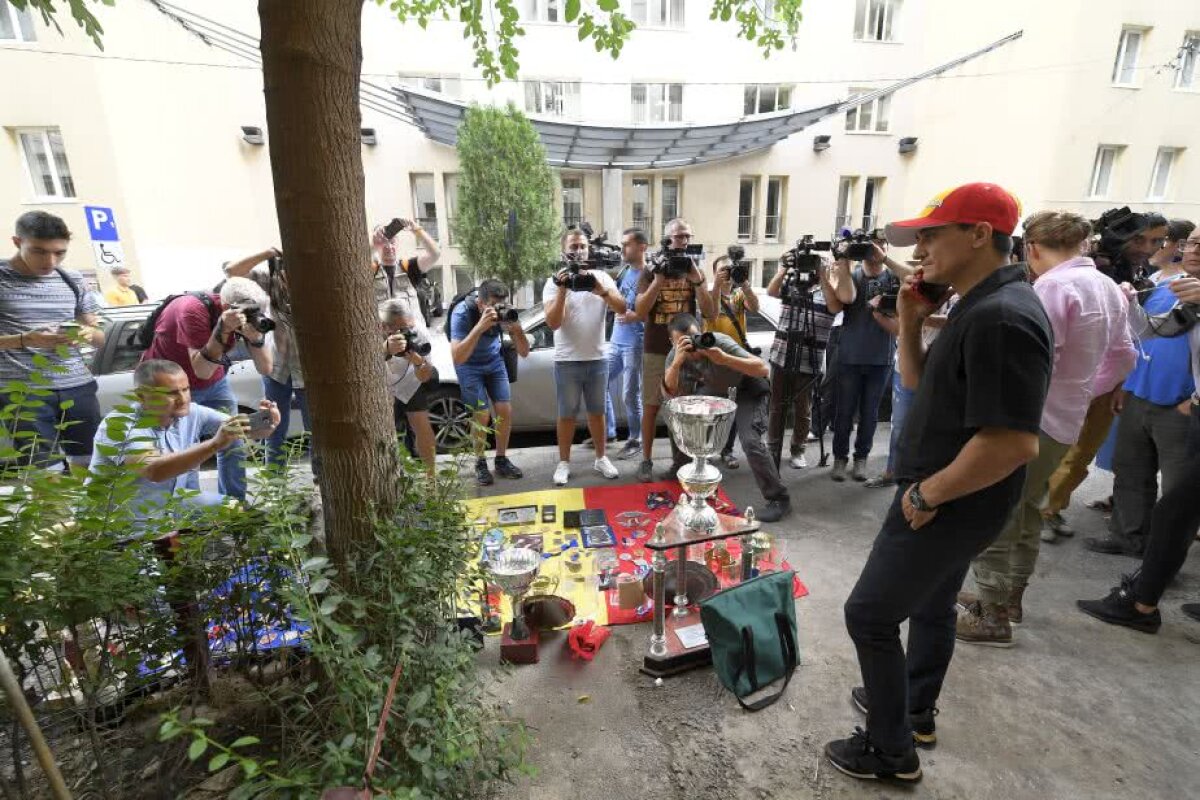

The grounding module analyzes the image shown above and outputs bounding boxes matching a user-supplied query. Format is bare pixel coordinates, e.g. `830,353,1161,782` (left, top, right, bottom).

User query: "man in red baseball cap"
825,183,1053,783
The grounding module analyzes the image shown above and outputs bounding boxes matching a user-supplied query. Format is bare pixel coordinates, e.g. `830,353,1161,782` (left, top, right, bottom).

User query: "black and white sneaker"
474,458,494,487
850,686,938,749
824,728,922,784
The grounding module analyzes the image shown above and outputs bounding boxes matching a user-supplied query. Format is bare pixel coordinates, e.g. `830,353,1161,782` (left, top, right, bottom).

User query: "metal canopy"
395,31,1022,170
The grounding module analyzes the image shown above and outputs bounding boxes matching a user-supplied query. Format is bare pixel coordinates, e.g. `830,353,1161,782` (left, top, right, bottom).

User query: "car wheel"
426,385,473,454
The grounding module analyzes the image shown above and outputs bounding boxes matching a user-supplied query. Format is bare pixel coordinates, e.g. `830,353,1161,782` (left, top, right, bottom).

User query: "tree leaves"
564,0,580,23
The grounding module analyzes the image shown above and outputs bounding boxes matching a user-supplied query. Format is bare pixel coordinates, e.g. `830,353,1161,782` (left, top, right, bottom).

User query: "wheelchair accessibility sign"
83,206,125,270
92,241,125,270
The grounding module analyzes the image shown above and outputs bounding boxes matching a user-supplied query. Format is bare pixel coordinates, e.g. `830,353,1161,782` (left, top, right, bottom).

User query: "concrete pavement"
463,430,1200,800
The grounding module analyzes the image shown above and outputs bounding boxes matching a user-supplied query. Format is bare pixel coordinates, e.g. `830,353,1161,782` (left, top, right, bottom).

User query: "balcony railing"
764,214,782,241
417,216,439,241
631,215,652,234
737,214,757,243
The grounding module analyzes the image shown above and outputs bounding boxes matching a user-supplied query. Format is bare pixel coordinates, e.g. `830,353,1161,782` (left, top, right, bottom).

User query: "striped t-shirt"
0,260,100,388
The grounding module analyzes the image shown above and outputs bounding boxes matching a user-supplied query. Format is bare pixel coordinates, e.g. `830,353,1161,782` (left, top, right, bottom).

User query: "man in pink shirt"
958,212,1137,646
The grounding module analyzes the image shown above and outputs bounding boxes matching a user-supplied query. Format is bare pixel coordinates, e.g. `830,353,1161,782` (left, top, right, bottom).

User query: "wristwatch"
907,483,936,512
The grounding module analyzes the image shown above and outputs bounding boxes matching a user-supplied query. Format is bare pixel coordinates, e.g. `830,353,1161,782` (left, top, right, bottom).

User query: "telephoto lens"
688,332,717,350
494,303,520,322
403,330,432,356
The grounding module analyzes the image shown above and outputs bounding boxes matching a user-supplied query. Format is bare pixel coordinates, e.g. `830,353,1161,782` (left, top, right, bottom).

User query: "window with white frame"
765,177,785,241
631,178,652,230
1175,33,1199,90
522,0,561,23
1088,145,1122,198
19,129,76,200
845,89,891,133
561,175,584,229
630,0,684,29
443,173,459,245
399,73,461,97
1147,148,1178,200
862,177,884,231
411,173,439,241
524,80,581,118
760,259,778,290
1112,28,1145,86
743,84,792,116
835,176,857,232
0,1,36,41
853,0,901,42
737,177,759,243
631,83,683,123
660,178,680,226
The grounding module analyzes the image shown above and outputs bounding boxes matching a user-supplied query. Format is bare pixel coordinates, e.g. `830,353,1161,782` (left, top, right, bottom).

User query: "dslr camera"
725,245,749,285
651,237,704,280
686,331,716,351
492,302,519,323
834,228,883,262
401,329,432,357
237,304,275,334
780,235,831,303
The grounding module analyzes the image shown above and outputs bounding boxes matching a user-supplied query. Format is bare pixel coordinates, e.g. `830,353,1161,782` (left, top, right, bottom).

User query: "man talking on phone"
824,184,1052,783
0,211,106,472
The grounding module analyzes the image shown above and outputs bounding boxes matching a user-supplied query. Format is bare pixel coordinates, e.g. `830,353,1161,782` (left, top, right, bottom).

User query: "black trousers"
1133,405,1200,606
844,478,1021,753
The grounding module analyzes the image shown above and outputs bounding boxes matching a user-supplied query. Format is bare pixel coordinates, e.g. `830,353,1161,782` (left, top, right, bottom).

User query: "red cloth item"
567,620,611,661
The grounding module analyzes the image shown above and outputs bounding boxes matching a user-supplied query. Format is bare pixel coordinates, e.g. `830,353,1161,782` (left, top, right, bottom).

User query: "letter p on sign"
84,205,119,242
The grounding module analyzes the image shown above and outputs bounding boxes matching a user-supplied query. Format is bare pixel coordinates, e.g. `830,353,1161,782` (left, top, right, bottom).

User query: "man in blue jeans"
0,211,107,472
544,227,627,486
449,279,529,486
603,229,647,460
828,231,901,482
141,277,274,500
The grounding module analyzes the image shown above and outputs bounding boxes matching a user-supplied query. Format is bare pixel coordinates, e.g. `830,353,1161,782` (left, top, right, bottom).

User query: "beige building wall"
1,0,1197,305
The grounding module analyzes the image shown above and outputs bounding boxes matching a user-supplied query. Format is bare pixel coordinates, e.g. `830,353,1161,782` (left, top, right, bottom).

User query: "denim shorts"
555,359,607,418
456,358,511,410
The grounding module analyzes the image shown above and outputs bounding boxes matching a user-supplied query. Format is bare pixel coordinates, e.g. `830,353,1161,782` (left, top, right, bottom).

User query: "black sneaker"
1077,577,1161,634
494,455,523,479
1084,534,1145,557
756,497,792,523
1181,603,1200,623
474,459,494,486
824,728,922,784
850,687,938,749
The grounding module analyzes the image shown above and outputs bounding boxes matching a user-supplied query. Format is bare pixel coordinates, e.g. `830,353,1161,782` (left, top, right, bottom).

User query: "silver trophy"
487,547,541,640
666,395,738,532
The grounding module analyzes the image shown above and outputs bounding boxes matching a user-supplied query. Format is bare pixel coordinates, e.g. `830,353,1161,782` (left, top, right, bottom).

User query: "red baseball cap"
885,183,1021,247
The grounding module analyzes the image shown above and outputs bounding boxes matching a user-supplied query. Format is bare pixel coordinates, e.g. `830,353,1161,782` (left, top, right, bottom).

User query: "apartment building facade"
1,0,1197,302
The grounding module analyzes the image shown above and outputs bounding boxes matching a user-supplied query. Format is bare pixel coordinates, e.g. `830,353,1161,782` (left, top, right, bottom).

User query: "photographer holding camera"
140,277,274,500
766,240,843,471
371,217,442,329
634,218,717,482
545,227,627,485
827,229,902,482
380,298,438,472
663,314,791,522
707,246,760,469
449,279,529,486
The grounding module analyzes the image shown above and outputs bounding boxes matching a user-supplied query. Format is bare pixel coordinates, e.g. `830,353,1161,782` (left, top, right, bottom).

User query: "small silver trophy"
487,547,541,643
666,395,738,532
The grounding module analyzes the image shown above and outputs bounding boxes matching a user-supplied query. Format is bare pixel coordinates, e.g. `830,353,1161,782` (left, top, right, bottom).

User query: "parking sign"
83,206,119,242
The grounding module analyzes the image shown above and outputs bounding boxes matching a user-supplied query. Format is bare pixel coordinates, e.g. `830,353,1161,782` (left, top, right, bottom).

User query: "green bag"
699,570,798,711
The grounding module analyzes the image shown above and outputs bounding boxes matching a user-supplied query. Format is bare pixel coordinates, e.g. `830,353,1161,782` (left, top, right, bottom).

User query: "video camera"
780,235,832,303
236,304,275,334
1093,207,1147,244
651,237,704,280
834,228,884,262
725,245,749,285
555,259,599,292
555,222,622,291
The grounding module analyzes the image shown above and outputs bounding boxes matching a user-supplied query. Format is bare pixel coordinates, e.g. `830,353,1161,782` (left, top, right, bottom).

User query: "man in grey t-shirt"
663,314,791,522
0,211,105,470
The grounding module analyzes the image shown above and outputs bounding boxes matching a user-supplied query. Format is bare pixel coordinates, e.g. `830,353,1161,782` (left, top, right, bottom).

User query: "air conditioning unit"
361,128,377,145
241,126,264,146
813,134,832,152
898,136,919,154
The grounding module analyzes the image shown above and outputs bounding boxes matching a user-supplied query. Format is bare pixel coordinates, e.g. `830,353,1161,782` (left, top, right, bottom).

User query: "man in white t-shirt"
543,227,628,485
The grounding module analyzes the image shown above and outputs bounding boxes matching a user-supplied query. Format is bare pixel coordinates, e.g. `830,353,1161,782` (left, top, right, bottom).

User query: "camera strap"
720,294,756,354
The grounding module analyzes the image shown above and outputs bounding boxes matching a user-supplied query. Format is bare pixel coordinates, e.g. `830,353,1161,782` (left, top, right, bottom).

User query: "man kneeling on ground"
89,359,280,521
662,314,791,522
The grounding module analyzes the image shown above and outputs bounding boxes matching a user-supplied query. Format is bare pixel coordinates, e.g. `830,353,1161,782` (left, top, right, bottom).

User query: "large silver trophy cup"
487,547,541,640
666,395,738,532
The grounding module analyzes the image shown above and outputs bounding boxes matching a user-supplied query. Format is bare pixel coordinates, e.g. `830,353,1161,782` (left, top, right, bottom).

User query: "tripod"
772,288,830,468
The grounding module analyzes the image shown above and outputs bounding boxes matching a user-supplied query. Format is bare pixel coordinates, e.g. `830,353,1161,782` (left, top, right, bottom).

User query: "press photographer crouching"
766,237,843,471
449,279,529,486
663,314,791,522
380,298,438,472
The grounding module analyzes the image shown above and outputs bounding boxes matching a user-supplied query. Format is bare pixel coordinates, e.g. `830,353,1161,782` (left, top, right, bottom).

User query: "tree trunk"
258,0,399,569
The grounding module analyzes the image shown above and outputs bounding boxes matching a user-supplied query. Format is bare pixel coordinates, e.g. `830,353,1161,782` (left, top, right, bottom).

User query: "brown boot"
955,601,1013,647
956,589,978,608
1008,586,1025,626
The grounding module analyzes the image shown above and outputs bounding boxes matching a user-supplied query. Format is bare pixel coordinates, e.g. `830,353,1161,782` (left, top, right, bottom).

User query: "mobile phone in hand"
246,409,274,433
59,321,81,335
913,280,951,309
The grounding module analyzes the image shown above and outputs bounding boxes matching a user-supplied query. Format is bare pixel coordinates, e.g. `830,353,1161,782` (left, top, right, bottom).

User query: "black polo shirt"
894,265,1053,494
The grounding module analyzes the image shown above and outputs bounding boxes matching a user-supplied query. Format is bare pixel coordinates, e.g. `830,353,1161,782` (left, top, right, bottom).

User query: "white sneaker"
553,461,571,486
594,456,619,480
789,454,808,469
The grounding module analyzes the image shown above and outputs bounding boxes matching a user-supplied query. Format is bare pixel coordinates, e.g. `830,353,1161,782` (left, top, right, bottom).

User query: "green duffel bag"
699,569,798,711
